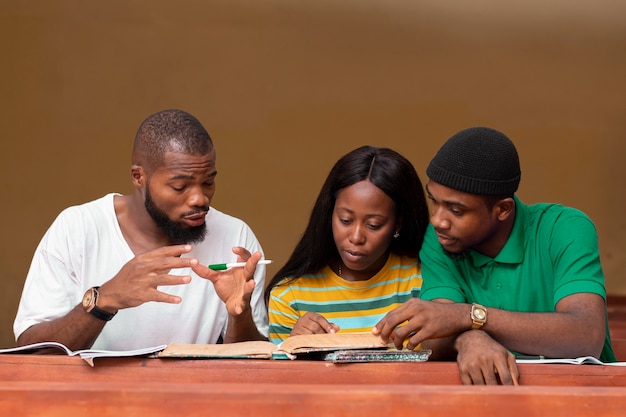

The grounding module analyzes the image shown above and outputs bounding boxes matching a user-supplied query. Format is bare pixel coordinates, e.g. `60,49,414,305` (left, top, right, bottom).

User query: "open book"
0,342,167,366
159,332,397,360
516,356,626,366
0,332,431,365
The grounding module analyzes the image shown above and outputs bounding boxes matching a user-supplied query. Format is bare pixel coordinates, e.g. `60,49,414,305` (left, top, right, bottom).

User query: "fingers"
232,246,252,262
291,313,339,335
459,371,474,385
242,252,262,280
152,273,191,287
372,304,410,340
488,352,519,386
149,281,185,304
461,363,517,386
373,302,425,349
153,244,196,261
458,361,498,385
192,251,262,282
138,245,199,274
190,250,263,317
507,353,521,386
405,332,425,351
103,245,199,310
456,333,520,386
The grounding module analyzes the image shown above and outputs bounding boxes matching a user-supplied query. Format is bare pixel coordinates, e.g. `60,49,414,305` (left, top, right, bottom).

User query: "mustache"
183,207,210,216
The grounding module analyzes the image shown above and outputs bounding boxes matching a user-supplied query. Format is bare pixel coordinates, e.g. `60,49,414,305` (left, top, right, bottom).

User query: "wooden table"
3,354,626,416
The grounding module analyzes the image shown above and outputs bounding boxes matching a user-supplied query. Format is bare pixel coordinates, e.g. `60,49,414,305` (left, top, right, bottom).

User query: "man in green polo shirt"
373,126,615,385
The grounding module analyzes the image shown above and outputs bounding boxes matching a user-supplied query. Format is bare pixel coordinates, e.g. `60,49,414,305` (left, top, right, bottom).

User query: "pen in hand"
208,260,273,271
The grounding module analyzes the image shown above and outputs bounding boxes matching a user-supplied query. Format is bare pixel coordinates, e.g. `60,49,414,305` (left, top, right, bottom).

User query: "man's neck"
114,194,172,255
473,205,517,259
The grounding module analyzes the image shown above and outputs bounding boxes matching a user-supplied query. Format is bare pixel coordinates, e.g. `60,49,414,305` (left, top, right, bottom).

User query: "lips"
436,232,456,246
183,211,208,227
342,249,367,264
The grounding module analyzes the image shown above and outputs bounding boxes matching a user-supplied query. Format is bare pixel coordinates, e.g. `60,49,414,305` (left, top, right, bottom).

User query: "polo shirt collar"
470,195,526,267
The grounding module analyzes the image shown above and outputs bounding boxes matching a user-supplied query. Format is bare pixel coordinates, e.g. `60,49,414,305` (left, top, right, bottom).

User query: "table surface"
4,354,626,416
4,353,626,385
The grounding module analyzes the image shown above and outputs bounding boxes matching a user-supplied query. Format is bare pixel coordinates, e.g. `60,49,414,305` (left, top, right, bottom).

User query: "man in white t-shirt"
14,109,269,351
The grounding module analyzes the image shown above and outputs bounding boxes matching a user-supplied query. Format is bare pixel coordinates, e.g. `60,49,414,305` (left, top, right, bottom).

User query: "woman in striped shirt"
265,146,429,344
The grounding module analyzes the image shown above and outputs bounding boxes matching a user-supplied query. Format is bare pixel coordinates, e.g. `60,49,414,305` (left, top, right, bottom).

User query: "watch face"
474,309,486,320
82,289,95,309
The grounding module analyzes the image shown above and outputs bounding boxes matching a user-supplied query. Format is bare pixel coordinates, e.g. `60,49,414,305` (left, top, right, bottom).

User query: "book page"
0,342,167,367
279,332,389,354
159,341,278,359
516,356,626,366
0,342,73,356
158,333,389,359
77,345,167,360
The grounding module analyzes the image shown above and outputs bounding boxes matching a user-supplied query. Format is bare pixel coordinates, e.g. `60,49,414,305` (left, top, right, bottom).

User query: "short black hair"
132,109,213,173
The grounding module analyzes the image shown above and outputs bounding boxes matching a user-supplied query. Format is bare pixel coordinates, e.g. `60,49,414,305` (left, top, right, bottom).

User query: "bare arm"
17,305,105,350
374,293,605,358
17,245,198,351
476,292,606,358
374,293,605,385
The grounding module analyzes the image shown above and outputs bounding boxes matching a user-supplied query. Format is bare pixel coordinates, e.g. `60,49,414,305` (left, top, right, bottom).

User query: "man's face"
426,180,502,257
144,150,217,244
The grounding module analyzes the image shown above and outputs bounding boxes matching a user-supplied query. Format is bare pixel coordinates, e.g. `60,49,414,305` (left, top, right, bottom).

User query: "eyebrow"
425,183,468,208
170,170,217,181
335,207,388,219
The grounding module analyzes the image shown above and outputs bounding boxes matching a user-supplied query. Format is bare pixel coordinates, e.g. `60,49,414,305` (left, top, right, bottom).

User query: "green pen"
208,260,273,271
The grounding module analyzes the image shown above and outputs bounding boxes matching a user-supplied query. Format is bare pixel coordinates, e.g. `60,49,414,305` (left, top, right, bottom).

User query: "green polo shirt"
419,196,615,362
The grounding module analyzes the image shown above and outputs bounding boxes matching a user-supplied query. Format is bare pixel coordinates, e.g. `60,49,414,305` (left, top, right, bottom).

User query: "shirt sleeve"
13,207,83,340
548,208,606,305
267,283,300,344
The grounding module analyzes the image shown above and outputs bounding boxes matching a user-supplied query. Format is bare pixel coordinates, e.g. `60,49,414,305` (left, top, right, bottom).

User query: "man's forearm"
16,304,105,351
479,304,605,358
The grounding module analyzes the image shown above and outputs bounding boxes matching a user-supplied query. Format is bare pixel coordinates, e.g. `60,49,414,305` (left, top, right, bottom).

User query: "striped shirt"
268,253,422,344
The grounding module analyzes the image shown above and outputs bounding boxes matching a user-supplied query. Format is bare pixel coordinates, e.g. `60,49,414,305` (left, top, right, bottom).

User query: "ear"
131,165,145,189
495,198,515,221
395,216,403,234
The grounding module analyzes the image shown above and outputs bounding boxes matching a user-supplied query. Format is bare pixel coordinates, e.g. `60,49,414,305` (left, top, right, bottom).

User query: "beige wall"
1,0,625,347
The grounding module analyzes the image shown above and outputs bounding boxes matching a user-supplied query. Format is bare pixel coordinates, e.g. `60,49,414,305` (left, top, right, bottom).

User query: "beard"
144,187,208,245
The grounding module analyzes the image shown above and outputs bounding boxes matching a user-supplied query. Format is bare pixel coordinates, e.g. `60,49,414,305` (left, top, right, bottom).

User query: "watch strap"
87,286,117,321
89,304,116,321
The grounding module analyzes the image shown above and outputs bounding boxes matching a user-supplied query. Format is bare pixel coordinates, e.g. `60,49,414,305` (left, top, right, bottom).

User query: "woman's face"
332,180,399,281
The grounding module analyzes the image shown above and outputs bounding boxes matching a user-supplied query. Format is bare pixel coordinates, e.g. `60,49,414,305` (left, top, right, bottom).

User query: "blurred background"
1,0,625,347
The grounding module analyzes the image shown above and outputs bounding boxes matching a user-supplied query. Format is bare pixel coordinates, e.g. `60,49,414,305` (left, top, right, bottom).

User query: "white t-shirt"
14,193,269,350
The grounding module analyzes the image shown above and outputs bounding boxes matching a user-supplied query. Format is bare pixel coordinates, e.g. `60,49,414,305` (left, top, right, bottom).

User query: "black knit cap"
426,127,521,196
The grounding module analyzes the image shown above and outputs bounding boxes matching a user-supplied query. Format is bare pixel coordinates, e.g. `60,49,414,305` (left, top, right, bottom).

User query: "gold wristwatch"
470,303,487,330
82,286,116,321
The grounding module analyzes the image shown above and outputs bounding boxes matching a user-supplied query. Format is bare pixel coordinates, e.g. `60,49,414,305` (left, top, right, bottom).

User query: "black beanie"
426,127,521,196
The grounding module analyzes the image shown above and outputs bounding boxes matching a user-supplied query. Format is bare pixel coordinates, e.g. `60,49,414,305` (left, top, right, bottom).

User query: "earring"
393,231,400,238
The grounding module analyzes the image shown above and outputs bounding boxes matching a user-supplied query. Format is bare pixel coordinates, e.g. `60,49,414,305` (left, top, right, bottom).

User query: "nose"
187,185,210,209
430,207,450,230
348,224,366,245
